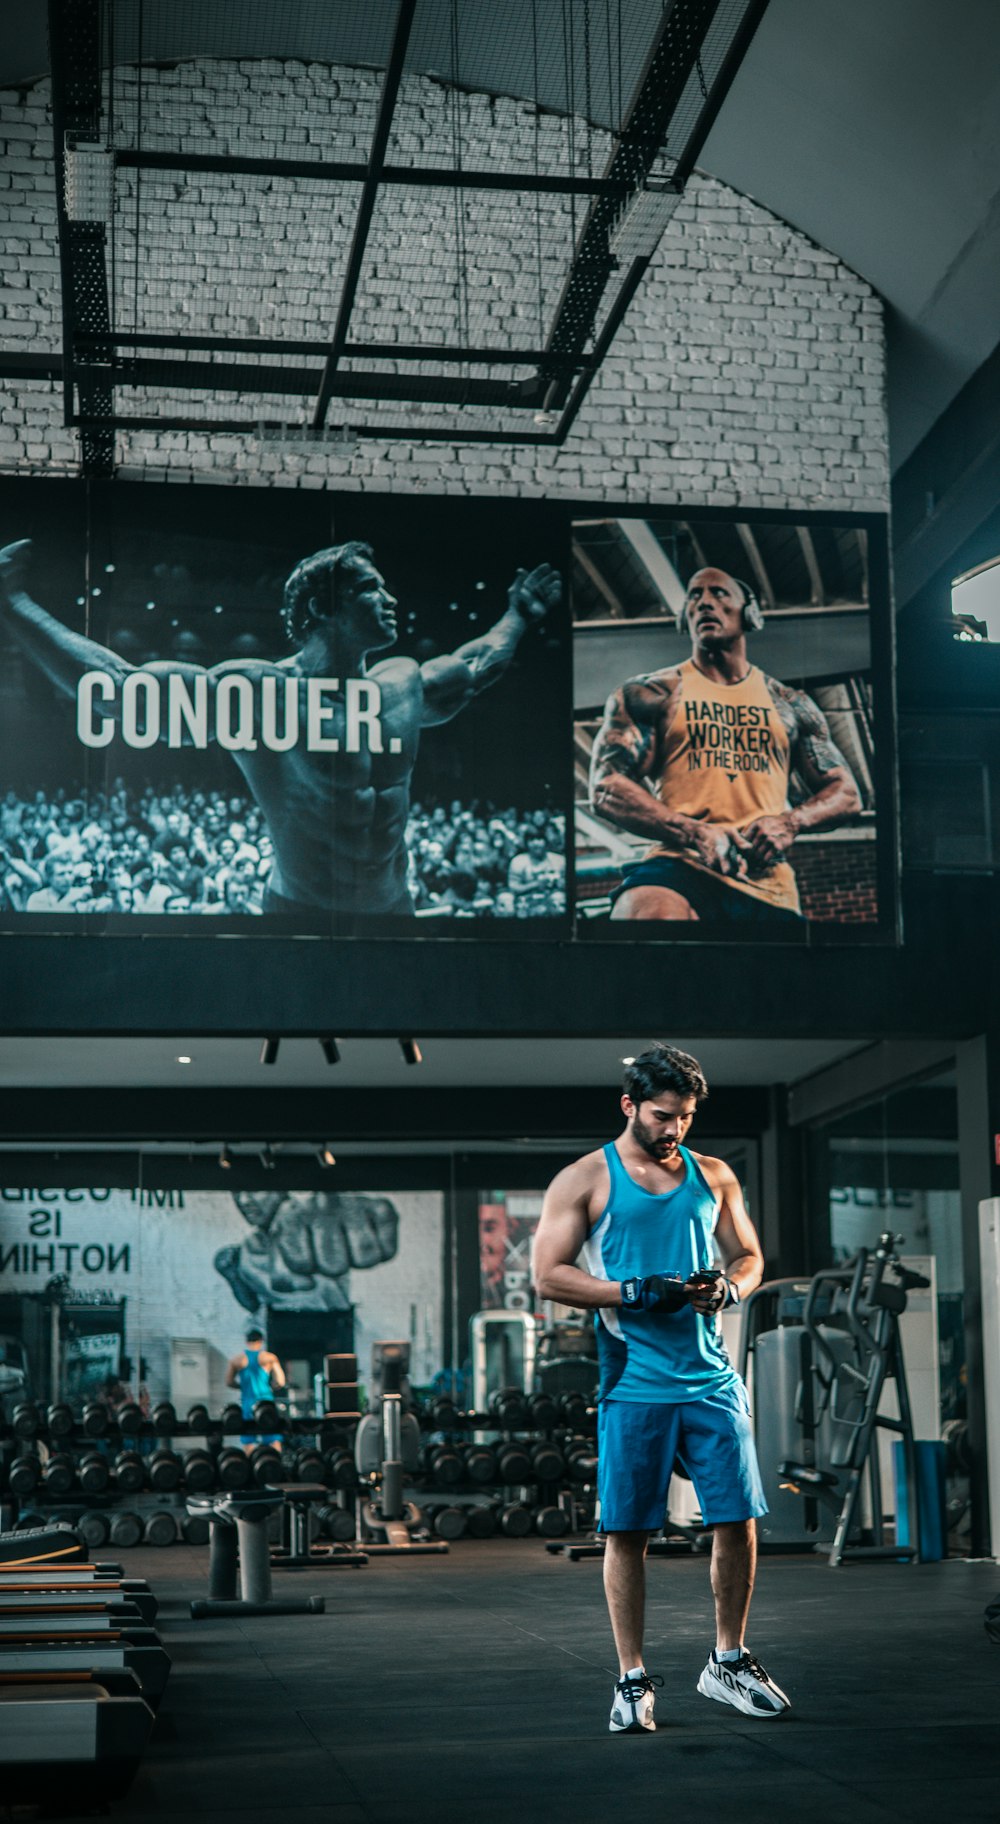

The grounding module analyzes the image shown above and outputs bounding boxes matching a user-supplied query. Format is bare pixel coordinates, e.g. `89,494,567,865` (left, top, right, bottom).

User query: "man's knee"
610,886,699,921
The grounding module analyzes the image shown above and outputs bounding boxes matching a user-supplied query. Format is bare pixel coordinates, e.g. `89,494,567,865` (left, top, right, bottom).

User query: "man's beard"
631,1114,680,1161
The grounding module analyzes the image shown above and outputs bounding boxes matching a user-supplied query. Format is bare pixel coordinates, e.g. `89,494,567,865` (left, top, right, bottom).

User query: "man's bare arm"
419,562,561,726
532,1161,622,1310
590,674,749,877
741,681,862,873
224,1355,245,1389
0,540,142,699
686,1159,763,1312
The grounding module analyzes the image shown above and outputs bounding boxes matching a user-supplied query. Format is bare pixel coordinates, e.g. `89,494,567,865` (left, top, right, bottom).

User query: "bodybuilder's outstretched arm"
0,538,263,742
0,540,136,699
419,562,561,726
589,672,749,878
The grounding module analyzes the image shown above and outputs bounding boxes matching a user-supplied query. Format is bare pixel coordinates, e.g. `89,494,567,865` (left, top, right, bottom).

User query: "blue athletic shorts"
597,1381,768,1531
610,857,802,926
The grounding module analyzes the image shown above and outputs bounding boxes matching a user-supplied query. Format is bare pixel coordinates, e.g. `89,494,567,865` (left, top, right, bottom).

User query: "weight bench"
187,1490,325,1618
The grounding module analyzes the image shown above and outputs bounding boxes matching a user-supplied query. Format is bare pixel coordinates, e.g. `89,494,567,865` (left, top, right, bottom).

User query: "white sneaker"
696,1650,790,1717
609,1667,662,1733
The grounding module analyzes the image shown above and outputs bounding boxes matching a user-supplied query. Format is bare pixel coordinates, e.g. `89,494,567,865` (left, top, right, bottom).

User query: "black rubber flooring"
54,1541,1000,1824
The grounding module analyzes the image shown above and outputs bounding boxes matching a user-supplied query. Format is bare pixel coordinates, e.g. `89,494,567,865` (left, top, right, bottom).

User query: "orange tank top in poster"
647,659,800,913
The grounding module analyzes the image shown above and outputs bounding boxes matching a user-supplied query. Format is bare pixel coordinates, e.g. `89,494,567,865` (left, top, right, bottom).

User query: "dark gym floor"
54,1541,1000,1824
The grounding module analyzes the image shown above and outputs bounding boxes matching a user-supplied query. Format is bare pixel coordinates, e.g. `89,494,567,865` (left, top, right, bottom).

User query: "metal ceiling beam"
116,148,625,199
78,355,545,409
74,332,586,371
311,0,417,431
49,0,113,477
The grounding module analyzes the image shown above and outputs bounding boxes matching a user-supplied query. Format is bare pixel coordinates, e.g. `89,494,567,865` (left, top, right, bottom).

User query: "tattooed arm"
741,680,862,874
589,671,748,876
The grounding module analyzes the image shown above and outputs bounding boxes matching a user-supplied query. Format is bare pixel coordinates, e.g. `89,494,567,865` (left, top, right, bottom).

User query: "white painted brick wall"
0,62,889,509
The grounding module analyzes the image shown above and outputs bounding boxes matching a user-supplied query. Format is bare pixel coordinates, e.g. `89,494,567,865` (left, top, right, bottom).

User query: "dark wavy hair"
281,541,375,644
623,1043,709,1106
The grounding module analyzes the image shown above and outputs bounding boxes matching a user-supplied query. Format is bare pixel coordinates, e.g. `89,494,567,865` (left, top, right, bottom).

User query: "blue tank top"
582,1142,738,1403
238,1348,275,1418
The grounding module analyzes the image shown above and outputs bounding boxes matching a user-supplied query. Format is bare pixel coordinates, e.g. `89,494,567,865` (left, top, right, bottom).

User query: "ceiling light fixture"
176,1054,192,1065
319,1037,341,1065
260,1037,280,1066
219,1144,233,1170
317,1143,337,1168
261,1144,276,1170
399,1038,423,1066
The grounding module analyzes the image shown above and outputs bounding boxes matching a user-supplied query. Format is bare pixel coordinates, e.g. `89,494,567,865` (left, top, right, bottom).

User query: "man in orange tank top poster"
587,566,862,926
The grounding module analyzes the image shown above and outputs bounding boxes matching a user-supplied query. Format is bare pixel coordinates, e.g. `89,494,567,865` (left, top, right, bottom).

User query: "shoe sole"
696,1669,789,1717
609,1718,656,1733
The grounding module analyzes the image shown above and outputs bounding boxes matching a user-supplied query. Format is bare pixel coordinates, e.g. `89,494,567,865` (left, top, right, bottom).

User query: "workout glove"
619,1273,688,1315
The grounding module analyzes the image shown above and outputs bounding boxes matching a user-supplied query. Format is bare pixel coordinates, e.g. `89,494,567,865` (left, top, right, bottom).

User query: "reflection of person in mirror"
0,539,561,923
479,1201,512,1307
225,1326,286,1449
589,567,861,924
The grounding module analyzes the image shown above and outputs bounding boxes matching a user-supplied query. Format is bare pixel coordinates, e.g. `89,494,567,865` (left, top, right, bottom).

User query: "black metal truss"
47,0,771,455
49,0,114,477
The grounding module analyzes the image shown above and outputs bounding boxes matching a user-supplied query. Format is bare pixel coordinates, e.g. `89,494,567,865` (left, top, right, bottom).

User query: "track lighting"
260,1036,280,1065
399,1038,423,1066
219,1144,232,1170
261,1144,276,1170
317,1143,337,1168
319,1037,341,1065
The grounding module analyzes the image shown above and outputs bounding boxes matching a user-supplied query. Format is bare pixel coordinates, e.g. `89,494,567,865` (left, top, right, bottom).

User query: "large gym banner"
571,510,896,941
0,478,569,935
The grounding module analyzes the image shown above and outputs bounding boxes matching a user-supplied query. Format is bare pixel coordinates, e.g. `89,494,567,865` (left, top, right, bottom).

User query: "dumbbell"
558,1392,589,1428
528,1392,559,1429
8,1455,40,1498
182,1512,211,1546
109,1511,143,1548
113,1449,145,1493
77,1450,111,1495
40,1452,75,1495
116,1401,144,1435
221,1403,244,1434
424,1443,463,1488
143,1510,179,1547
289,1445,325,1484
464,1443,498,1486
429,1396,460,1428
323,1448,358,1492
495,1441,533,1485
77,1510,111,1550
316,1503,357,1544
250,1443,283,1487
151,1401,177,1435
499,1502,533,1537
564,1440,599,1483
530,1441,566,1483
147,1449,182,1492
216,1447,252,1491
534,1503,570,1538
465,1504,497,1539
432,1506,466,1541
186,1402,211,1434
181,1449,216,1493
10,1403,39,1440
46,1402,75,1439
489,1388,528,1428
81,1402,109,1438
252,1398,281,1432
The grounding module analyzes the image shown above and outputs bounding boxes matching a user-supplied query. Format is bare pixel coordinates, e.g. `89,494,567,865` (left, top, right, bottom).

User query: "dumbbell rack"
0,1407,364,1549
407,1396,600,1542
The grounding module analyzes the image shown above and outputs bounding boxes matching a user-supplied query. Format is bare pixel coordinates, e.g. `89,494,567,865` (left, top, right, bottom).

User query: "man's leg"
611,885,698,920
710,1518,756,1651
603,1530,649,1672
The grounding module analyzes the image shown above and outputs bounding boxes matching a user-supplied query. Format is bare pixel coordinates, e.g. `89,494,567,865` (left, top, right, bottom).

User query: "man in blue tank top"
533,1043,789,1734
225,1326,287,1449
